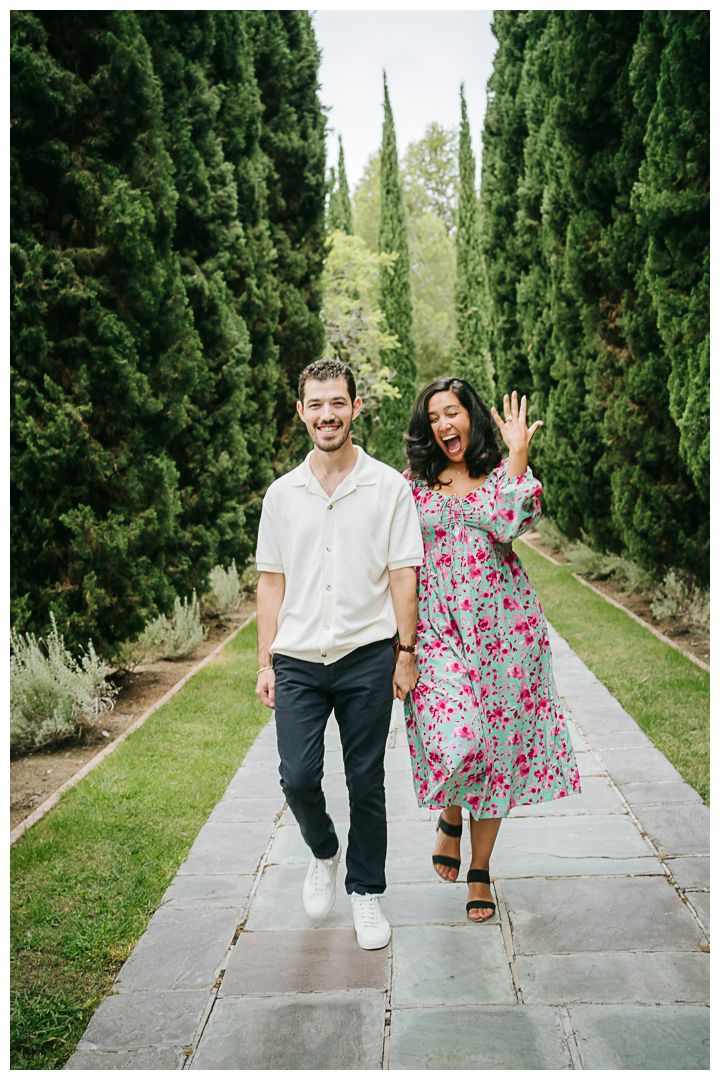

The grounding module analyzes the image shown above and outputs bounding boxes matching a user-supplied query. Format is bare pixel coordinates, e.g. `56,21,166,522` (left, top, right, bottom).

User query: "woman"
403,377,581,921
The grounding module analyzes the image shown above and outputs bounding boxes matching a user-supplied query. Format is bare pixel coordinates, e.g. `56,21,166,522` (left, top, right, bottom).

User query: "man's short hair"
298,359,357,404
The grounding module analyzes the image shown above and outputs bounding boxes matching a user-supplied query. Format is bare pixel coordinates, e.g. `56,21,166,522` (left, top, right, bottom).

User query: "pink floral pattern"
403,460,581,819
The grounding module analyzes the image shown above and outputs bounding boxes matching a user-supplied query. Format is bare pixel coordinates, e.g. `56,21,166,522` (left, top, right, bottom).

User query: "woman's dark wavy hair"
405,377,502,488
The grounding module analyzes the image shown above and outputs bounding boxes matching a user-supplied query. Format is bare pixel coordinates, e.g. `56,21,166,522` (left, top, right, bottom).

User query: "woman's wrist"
506,449,528,478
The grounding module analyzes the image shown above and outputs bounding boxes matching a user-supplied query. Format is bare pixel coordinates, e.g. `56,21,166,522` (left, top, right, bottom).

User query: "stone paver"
388,1005,572,1070
569,1004,710,1070
619,780,704,806
221,928,388,994
189,993,386,1070
502,876,706,954
666,856,709,891
113,908,241,993
631,802,710,855
65,1047,186,1069
391,925,514,1005
77,991,208,1050
66,623,709,1071
516,951,710,1004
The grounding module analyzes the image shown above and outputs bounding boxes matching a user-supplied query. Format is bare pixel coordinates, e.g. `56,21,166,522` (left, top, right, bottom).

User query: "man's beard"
310,420,351,452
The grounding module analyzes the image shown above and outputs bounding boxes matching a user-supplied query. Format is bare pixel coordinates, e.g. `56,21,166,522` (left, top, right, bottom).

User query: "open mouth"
443,435,462,454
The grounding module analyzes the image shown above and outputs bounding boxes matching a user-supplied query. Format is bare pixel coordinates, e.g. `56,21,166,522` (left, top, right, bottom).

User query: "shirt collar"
291,445,377,494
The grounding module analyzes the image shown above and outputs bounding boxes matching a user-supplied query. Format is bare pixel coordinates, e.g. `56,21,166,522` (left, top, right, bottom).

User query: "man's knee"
280,768,325,805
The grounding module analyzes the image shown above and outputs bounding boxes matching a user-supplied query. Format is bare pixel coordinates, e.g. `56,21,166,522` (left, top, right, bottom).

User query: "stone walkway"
65,625,709,1070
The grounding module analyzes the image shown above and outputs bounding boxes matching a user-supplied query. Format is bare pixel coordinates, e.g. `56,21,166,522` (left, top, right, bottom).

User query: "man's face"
297,377,362,453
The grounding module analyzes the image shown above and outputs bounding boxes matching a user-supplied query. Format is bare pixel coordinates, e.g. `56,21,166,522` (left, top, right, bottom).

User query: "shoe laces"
310,856,334,890
354,894,382,928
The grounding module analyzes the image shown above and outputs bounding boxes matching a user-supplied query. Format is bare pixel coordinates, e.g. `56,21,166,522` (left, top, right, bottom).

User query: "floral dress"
403,460,581,818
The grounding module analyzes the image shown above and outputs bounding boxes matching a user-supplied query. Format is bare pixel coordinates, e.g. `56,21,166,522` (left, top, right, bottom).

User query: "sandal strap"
432,855,461,871
467,868,491,885
466,900,496,913
437,815,463,838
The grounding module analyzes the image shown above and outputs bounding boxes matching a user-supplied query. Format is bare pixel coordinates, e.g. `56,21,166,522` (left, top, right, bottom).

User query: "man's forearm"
256,572,285,666
389,566,418,644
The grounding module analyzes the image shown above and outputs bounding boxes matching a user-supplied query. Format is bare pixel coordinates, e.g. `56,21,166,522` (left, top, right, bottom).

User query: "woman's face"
427,390,471,464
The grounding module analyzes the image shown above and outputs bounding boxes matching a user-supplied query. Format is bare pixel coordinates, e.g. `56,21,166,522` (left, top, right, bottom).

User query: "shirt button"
321,652,326,657
326,546,332,552
328,505,333,510
326,585,332,591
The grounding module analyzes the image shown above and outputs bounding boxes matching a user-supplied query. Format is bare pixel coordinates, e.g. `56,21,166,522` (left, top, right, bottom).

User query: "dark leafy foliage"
478,11,708,580
10,10,326,652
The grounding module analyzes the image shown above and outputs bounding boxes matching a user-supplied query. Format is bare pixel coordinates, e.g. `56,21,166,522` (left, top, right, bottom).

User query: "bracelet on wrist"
257,664,273,674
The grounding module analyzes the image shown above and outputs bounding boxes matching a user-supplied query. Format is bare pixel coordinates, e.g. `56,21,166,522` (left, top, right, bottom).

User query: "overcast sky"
312,10,498,192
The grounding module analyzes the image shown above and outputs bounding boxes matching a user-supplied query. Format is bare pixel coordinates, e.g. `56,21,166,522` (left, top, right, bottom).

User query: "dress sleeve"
484,460,542,543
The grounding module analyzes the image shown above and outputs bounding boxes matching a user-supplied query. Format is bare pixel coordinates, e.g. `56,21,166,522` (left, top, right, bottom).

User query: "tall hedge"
479,10,709,580
10,10,326,652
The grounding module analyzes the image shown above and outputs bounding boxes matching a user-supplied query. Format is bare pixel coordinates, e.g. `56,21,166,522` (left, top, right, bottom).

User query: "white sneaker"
350,892,391,950
302,844,341,920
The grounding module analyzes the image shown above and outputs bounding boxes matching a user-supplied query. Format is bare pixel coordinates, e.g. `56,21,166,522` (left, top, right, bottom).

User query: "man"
255,358,423,950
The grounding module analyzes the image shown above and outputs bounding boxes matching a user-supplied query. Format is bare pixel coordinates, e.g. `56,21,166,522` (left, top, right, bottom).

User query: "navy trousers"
272,639,396,895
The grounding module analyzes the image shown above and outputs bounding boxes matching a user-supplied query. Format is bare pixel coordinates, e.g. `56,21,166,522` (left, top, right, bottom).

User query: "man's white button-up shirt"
256,446,424,665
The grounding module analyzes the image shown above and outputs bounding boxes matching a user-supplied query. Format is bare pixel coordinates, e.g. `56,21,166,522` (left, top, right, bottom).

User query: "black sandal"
466,869,496,921
432,813,462,880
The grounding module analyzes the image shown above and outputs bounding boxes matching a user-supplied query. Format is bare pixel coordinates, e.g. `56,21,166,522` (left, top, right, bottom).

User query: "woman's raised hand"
490,391,543,453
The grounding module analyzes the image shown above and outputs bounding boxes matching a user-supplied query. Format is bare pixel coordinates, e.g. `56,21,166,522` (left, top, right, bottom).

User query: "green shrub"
10,615,117,754
650,571,710,633
201,561,241,618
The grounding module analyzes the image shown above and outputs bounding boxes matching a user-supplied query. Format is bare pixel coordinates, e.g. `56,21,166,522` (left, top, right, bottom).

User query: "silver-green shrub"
650,571,710,632
112,592,207,669
161,592,207,659
10,614,118,753
201,561,241,617
535,517,567,554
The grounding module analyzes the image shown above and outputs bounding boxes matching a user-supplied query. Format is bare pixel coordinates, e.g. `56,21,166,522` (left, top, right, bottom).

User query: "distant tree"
453,85,494,402
377,74,417,469
328,135,354,234
353,126,458,388
402,122,459,235
409,212,455,386
321,229,399,449
353,150,382,253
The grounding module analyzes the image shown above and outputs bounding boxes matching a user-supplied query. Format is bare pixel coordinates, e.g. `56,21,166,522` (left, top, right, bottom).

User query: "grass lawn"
10,619,269,1070
519,542,710,804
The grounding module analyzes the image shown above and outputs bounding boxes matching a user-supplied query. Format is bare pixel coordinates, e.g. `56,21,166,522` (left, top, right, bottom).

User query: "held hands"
490,391,543,454
393,651,418,701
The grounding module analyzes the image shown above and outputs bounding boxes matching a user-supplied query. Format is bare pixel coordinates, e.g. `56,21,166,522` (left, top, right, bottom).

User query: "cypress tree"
246,10,327,467
633,11,709,505
10,10,200,653
377,74,416,470
478,12,533,394
453,85,494,402
328,136,354,234
137,11,255,591
478,10,708,579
